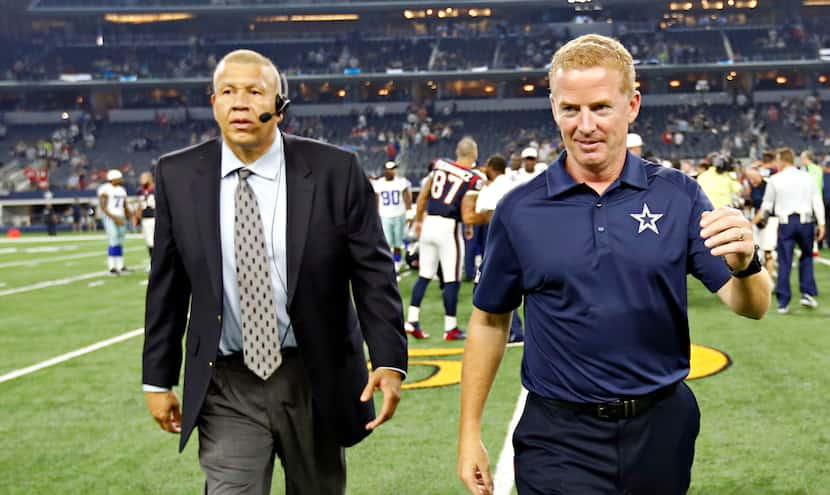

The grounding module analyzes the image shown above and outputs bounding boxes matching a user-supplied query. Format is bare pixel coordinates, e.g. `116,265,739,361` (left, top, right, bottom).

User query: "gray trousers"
198,350,346,495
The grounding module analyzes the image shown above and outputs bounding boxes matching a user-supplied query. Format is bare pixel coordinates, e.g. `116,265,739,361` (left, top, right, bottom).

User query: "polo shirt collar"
545,150,648,199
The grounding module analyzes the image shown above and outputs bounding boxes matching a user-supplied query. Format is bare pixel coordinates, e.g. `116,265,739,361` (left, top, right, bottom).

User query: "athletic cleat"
800,294,818,309
109,268,120,276
777,306,789,315
444,328,467,341
404,322,430,339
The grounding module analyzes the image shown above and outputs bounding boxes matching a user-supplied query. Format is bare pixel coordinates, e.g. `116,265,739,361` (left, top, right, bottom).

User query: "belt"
541,383,678,420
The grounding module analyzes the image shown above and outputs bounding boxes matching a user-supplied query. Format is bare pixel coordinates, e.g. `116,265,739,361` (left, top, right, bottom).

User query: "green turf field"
0,233,828,494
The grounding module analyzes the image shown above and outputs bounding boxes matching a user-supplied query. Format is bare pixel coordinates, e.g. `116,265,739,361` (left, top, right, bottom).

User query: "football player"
98,169,131,274
406,137,483,340
373,161,412,273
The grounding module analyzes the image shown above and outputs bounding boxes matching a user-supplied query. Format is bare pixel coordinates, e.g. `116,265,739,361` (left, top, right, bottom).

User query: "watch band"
730,245,763,279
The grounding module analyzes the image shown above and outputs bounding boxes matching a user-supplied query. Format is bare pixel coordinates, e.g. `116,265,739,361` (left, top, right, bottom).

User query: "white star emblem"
630,203,664,234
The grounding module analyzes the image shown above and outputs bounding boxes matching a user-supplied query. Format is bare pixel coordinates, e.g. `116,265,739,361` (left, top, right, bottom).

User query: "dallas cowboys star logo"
630,203,664,235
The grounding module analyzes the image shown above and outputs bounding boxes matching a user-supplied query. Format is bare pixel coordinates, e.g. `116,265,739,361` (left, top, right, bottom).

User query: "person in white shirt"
761,147,826,313
626,132,643,157
97,169,131,274
374,161,412,272
461,154,524,343
516,146,548,183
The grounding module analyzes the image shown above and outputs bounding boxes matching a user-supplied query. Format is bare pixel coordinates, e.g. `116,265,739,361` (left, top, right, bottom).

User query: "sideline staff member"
458,35,770,495
142,49,407,494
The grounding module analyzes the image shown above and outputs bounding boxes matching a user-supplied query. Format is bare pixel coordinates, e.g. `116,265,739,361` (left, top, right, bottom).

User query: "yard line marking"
88,281,105,287
816,256,830,267
0,234,143,244
0,246,144,269
0,328,144,384
0,271,109,296
493,387,528,495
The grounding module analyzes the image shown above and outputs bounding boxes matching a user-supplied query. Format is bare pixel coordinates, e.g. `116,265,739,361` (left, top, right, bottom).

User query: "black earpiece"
259,71,291,123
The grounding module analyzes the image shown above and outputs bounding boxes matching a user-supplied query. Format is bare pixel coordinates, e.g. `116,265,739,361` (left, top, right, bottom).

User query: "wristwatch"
729,245,763,278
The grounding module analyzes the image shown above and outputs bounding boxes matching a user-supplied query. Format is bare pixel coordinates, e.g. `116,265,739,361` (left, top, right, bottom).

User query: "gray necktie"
235,168,282,380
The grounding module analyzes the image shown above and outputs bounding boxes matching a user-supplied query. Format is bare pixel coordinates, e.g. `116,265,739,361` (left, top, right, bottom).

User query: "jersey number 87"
430,170,464,205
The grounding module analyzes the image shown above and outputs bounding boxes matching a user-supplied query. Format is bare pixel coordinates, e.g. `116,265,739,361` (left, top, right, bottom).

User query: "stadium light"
669,80,681,88
775,76,788,85
337,89,346,97
819,75,828,84
522,84,535,92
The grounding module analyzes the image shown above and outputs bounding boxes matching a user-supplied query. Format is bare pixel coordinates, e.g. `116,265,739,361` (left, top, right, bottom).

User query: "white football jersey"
374,177,411,218
98,183,128,218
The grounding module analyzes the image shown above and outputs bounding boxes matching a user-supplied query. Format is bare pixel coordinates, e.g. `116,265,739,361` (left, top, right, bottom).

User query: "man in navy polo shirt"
457,34,771,495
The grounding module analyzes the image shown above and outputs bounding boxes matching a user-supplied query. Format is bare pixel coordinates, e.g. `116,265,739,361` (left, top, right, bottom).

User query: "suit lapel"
192,139,223,304
283,134,314,308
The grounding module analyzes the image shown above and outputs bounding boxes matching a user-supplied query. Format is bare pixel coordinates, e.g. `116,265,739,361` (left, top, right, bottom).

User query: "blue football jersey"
425,158,484,221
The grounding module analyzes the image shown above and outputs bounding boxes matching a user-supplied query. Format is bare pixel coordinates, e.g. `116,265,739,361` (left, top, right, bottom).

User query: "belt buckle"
596,402,617,419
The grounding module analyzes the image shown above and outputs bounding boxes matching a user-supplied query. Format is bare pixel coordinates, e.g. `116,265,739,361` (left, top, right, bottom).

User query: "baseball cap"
384,161,397,169
106,169,123,181
521,147,538,159
626,133,643,149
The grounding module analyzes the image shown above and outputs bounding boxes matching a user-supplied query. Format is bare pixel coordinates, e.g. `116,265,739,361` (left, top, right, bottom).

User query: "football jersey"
139,185,156,218
425,158,484,221
373,177,411,218
97,183,128,219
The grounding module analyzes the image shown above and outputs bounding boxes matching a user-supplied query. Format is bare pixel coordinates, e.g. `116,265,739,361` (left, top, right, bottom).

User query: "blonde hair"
456,136,479,160
777,147,795,165
548,34,636,96
213,49,280,94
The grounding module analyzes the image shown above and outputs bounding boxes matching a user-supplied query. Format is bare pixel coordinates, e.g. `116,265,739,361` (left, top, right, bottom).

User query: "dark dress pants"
198,350,346,495
775,216,818,308
514,382,700,495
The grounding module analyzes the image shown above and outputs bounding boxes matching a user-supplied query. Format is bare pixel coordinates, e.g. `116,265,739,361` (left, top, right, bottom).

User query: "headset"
258,71,291,123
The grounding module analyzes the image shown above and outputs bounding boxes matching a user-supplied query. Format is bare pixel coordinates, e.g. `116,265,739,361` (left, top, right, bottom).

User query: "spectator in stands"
761,147,825,313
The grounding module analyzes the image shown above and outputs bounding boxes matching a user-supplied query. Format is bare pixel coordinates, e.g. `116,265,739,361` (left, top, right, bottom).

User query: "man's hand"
464,224,474,240
458,436,494,495
817,225,826,243
700,207,755,272
114,216,125,227
360,368,403,431
413,220,423,239
145,391,182,433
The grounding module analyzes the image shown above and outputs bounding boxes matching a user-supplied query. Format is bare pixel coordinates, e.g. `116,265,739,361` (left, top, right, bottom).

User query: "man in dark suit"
142,49,407,494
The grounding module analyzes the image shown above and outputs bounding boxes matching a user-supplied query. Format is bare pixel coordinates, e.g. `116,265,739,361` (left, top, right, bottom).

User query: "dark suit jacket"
142,134,407,451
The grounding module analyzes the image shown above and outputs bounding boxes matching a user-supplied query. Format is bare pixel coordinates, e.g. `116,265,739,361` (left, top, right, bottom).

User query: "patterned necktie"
234,168,282,380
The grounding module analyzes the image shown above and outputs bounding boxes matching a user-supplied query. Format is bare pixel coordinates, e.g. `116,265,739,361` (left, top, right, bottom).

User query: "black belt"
541,383,678,420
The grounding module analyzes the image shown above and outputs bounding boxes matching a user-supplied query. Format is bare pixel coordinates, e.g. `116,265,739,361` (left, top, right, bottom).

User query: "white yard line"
0,328,144,384
0,271,110,296
493,388,528,495
0,234,143,244
0,246,145,269
816,256,830,267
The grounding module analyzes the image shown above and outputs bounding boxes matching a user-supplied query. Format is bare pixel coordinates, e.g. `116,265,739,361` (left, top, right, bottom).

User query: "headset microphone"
257,76,290,124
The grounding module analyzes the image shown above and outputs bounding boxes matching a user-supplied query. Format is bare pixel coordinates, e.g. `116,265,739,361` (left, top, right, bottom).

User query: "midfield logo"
371,345,731,390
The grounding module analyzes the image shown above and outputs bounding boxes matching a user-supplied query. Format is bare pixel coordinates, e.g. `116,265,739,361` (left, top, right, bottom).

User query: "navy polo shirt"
474,152,732,403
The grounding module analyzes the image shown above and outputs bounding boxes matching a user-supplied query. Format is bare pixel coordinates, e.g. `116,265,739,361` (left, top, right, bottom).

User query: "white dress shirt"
762,166,825,225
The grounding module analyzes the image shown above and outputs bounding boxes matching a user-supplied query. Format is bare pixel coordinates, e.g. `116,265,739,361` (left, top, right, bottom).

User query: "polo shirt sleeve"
687,182,732,293
473,206,523,313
